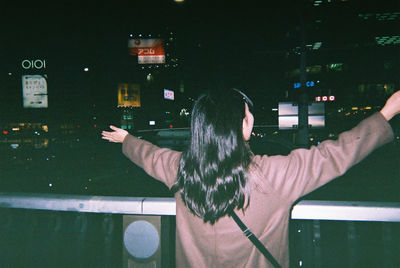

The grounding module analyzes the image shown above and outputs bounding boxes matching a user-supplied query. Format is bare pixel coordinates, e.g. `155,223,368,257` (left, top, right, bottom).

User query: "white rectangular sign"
22,75,48,108
278,102,325,129
164,89,174,100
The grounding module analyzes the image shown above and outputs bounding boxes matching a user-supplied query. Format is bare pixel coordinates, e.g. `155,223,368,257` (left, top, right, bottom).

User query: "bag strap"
231,211,282,268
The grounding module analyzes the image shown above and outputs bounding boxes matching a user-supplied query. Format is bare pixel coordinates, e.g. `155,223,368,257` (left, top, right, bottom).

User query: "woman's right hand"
101,125,129,143
380,90,400,121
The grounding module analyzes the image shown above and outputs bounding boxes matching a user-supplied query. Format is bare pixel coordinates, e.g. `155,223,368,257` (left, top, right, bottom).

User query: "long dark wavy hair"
172,89,254,224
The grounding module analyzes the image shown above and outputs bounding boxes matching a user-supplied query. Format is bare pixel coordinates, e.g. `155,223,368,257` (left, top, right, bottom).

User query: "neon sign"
21,59,46,70
315,96,335,102
293,81,315,88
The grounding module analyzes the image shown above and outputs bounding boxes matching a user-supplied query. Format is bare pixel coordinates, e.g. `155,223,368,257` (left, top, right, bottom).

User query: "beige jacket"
122,112,393,268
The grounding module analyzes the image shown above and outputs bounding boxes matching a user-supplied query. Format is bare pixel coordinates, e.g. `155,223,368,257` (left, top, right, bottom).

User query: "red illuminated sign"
128,39,165,64
315,96,335,102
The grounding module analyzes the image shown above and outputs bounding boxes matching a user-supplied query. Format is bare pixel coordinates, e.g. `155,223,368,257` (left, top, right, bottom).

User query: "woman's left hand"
380,90,400,121
102,125,129,143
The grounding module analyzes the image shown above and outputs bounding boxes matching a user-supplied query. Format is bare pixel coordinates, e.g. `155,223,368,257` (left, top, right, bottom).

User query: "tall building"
280,0,400,131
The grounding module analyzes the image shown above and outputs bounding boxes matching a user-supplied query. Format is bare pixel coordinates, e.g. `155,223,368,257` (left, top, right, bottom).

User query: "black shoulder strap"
231,211,282,268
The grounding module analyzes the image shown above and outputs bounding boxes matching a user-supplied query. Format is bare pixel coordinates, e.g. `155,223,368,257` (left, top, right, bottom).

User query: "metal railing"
0,192,399,267
0,192,175,215
290,200,400,268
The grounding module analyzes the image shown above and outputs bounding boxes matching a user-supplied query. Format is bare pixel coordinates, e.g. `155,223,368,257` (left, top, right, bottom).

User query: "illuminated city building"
280,0,399,129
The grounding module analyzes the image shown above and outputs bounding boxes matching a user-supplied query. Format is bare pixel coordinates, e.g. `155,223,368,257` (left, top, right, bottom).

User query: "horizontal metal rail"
0,192,400,222
291,200,400,222
0,192,175,215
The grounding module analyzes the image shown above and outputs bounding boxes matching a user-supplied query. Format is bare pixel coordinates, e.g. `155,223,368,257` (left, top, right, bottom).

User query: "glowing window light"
359,12,400,21
375,35,400,46
313,42,322,50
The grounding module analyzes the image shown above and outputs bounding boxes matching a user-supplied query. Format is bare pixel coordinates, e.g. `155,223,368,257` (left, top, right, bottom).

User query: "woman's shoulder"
248,155,273,194
248,153,292,195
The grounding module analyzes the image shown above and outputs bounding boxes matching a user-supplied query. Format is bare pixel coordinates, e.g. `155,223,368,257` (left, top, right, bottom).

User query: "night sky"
0,0,399,124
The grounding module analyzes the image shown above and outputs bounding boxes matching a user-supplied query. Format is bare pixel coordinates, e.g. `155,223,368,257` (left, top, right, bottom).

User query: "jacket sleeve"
122,135,181,189
256,112,394,202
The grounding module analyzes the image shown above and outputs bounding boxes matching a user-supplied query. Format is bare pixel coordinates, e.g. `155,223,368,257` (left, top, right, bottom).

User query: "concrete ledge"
142,197,176,215
1,192,400,222
291,200,400,222
0,192,143,214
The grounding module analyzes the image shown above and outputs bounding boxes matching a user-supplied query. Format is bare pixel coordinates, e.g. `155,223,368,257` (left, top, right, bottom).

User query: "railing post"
347,221,358,268
25,211,39,266
312,220,322,268
101,214,115,267
382,222,393,268
74,213,88,268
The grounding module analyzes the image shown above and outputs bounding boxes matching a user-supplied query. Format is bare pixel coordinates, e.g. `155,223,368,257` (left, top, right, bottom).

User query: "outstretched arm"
101,125,181,188
101,125,129,143
260,90,400,201
380,90,400,121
